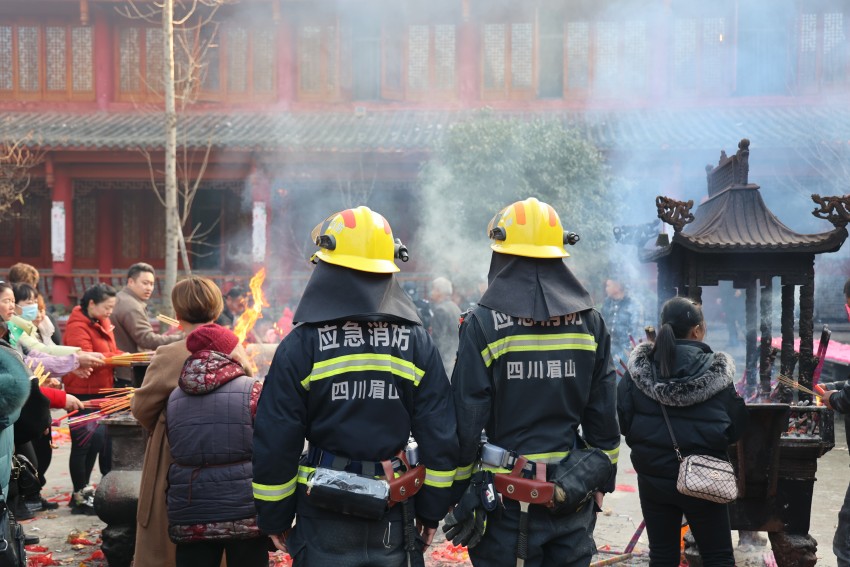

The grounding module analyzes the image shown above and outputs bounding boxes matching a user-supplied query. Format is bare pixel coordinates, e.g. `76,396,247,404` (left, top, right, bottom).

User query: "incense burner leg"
768,532,817,567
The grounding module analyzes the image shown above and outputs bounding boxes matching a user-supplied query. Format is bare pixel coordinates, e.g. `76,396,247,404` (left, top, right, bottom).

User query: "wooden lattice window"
119,23,275,103
670,16,731,96
0,22,93,101
115,191,165,265
73,191,97,266
538,17,648,98
482,21,535,99
297,23,339,100
0,189,49,266
117,26,163,102
797,9,849,92
383,23,456,100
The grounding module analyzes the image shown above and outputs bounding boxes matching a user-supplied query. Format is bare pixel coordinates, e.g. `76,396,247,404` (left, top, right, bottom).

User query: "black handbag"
11,455,39,499
13,379,51,446
0,490,26,567
548,443,614,515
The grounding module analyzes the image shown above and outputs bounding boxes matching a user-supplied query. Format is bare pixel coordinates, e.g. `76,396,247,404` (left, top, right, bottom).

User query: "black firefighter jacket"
252,320,459,534
617,340,748,482
452,306,620,491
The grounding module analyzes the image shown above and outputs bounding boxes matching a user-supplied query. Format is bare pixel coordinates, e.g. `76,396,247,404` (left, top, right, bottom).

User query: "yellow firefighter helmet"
310,206,408,273
487,197,579,258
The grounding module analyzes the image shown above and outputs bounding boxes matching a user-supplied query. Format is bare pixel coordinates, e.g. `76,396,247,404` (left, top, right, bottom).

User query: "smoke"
196,0,850,322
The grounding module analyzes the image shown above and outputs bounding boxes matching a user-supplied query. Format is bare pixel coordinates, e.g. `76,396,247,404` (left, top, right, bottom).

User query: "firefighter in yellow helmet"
445,197,620,567
252,206,458,567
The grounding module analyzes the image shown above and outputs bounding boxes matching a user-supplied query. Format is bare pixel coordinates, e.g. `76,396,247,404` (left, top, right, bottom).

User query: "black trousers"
68,394,111,492
287,488,408,567
32,430,52,487
175,537,269,567
637,475,734,567
468,497,597,567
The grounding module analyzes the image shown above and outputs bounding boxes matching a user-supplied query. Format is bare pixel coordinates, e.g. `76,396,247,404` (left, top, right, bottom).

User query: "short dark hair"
127,263,155,281
225,286,247,300
80,283,118,317
12,283,37,304
844,278,850,299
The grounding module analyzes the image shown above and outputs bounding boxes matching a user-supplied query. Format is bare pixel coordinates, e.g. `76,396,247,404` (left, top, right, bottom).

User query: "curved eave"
640,227,848,263
674,227,848,254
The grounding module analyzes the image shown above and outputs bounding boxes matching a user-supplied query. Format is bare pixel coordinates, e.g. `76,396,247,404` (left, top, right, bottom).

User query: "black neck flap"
478,253,595,321
293,261,422,325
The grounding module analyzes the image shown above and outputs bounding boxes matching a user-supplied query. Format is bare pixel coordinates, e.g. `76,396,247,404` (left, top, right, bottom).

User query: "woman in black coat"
617,297,748,567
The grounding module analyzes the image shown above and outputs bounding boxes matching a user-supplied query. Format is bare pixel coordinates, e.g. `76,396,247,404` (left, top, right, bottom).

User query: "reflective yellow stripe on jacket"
479,448,618,473
424,468,456,488
454,463,474,482
480,451,570,474
301,354,426,390
252,476,297,502
480,333,597,367
601,446,620,465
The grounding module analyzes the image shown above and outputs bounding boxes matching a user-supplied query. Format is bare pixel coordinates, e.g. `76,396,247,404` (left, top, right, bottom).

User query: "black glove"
442,471,497,548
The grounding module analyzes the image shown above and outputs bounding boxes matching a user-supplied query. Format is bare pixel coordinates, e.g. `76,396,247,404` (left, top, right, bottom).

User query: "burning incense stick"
156,314,180,328
776,374,820,398
68,388,135,430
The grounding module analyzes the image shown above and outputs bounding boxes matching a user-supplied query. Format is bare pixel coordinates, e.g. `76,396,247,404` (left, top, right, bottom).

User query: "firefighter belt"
305,447,425,520
493,456,556,507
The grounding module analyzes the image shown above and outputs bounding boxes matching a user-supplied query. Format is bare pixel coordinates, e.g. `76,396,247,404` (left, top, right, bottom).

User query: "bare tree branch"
0,135,46,219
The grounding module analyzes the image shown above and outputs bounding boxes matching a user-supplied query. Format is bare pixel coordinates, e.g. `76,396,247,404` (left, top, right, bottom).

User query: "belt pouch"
307,467,390,520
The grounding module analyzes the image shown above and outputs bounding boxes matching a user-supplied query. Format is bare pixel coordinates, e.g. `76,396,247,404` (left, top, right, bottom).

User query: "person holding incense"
111,263,182,388
63,283,124,514
131,276,253,567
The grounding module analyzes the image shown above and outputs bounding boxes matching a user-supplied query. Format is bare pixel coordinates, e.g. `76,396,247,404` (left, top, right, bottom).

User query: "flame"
234,268,269,344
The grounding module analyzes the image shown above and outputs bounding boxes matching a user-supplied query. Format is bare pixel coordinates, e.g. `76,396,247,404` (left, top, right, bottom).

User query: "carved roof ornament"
613,221,660,245
705,138,751,197
656,196,694,232
811,194,850,229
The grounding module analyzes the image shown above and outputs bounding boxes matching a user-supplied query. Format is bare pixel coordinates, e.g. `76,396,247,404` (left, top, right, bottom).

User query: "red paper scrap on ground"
68,537,97,546
269,551,292,566
84,550,105,561
615,484,637,492
26,552,60,566
431,542,469,563
24,545,49,552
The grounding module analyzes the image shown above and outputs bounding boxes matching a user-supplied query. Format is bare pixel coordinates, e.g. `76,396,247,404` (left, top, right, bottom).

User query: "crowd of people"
4,197,850,567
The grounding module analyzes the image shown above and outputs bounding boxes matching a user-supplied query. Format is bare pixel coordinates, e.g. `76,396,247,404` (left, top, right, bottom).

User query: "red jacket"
40,387,66,409
63,306,123,394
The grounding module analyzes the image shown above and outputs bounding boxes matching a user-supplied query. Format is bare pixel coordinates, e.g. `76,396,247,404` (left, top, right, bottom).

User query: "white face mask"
19,304,39,322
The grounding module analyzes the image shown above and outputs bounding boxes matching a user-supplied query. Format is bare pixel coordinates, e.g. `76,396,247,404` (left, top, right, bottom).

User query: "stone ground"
20,320,850,566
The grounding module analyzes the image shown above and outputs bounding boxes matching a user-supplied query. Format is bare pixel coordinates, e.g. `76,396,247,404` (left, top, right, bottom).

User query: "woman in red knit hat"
131,276,254,567
164,323,267,566
63,283,124,514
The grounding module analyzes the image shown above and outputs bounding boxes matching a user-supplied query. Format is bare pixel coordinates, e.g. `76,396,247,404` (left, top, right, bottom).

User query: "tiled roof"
675,185,847,254
2,106,849,153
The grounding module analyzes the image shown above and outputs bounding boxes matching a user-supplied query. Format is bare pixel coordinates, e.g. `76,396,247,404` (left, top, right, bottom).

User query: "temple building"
1,0,848,307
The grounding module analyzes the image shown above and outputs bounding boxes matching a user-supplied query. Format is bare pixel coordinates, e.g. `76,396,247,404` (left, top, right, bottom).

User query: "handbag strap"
650,362,684,463
658,403,683,463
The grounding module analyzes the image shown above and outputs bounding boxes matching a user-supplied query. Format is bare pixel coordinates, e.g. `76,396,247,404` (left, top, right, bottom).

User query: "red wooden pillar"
457,7,479,106
93,6,113,110
50,169,73,308
276,14,295,106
